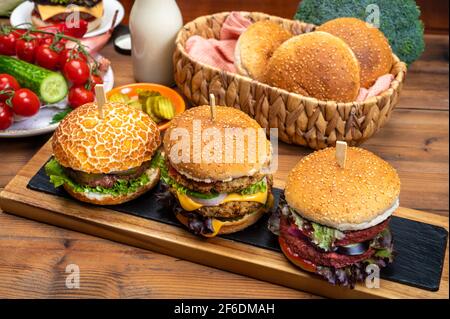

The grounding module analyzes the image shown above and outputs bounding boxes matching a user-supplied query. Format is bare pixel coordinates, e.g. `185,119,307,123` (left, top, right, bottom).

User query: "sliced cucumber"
40,73,68,104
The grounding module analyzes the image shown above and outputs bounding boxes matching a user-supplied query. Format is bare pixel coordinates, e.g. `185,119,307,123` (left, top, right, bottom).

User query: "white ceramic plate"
0,61,114,138
10,0,124,38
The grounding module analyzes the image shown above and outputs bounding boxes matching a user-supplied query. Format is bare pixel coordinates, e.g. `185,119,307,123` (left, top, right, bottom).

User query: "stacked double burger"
270,147,400,287
161,105,275,237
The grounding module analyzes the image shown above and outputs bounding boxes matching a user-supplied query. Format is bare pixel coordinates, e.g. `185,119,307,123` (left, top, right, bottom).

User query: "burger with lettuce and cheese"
45,101,161,205
31,0,104,33
269,147,399,288
161,105,275,237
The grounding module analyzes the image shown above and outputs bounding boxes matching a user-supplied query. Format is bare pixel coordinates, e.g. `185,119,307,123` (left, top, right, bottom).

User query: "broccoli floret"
294,0,425,65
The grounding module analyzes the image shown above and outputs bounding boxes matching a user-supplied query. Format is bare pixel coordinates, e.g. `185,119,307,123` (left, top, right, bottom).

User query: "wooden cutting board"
0,141,448,299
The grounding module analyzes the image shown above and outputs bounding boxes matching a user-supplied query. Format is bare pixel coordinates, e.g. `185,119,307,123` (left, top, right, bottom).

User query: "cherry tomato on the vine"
68,85,95,108
15,38,39,63
0,74,20,102
35,44,60,70
59,49,88,69
63,58,90,85
11,88,40,117
0,102,14,130
0,32,18,56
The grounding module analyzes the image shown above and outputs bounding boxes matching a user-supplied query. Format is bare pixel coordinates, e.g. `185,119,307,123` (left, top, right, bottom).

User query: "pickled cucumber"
145,98,162,123
127,100,142,111
153,96,175,120
109,93,130,103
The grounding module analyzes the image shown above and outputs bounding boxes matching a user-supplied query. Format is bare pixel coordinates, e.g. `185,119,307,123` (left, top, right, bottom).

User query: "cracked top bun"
163,105,271,182
264,31,361,102
52,102,161,174
317,17,393,88
285,147,401,231
235,20,292,81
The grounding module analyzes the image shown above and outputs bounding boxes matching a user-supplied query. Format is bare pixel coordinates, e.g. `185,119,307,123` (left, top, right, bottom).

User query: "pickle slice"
145,97,162,123
109,93,130,103
153,96,175,120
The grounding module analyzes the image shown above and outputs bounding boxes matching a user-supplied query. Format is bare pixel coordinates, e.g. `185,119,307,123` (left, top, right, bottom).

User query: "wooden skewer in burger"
45,85,161,205
270,142,400,288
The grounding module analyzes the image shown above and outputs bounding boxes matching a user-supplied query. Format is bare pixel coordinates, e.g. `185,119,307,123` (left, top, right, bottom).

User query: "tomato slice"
279,237,317,273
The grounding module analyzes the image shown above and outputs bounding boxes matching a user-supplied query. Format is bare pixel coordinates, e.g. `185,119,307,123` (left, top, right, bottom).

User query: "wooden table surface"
0,9,448,298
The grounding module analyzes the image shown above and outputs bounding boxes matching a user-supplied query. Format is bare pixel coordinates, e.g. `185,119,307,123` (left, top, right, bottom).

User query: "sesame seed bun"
52,102,161,174
63,168,160,205
284,147,400,231
317,17,394,88
263,31,361,102
163,105,272,182
235,21,292,81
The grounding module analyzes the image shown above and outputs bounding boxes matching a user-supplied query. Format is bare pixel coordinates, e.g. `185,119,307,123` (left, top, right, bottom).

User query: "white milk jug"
130,0,183,85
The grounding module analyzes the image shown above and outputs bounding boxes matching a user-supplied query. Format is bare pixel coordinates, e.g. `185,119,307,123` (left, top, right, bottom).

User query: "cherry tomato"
63,59,90,85
0,74,20,102
35,45,60,70
0,32,18,56
32,32,53,46
0,102,14,130
15,38,39,63
59,49,87,69
11,88,40,117
88,74,103,92
68,86,95,108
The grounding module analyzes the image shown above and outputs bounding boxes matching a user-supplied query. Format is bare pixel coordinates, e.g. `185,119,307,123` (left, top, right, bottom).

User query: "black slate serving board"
28,163,448,292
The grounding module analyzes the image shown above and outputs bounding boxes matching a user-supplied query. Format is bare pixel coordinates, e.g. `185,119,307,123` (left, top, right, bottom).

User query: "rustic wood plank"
0,212,319,299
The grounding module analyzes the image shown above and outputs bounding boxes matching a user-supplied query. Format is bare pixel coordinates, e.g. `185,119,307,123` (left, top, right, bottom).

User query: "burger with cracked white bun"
161,105,275,237
45,101,161,205
31,0,104,33
269,147,400,288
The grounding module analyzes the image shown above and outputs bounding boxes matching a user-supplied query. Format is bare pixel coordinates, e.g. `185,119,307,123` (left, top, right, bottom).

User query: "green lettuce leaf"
311,222,345,251
45,158,151,197
287,208,344,251
239,179,267,195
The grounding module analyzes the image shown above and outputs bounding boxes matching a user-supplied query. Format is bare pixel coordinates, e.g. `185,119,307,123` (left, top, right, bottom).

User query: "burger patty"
280,215,375,268
169,187,273,218
336,219,390,246
198,201,263,218
168,162,270,194
64,161,151,189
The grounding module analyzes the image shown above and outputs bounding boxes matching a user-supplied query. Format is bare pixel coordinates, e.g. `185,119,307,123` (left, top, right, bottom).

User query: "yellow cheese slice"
37,2,104,21
176,189,268,212
176,213,224,238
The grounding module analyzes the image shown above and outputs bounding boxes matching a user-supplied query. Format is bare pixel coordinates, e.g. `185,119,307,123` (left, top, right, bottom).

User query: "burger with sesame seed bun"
263,31,361,102
269,146,400,288
160,105,275,237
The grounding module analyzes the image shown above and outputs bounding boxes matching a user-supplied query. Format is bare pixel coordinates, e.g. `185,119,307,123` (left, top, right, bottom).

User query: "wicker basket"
173,12,408,149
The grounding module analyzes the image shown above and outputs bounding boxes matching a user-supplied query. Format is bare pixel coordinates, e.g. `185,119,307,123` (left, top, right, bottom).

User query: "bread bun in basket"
317,17,393,88
263,31,361,102
235,20,292,81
